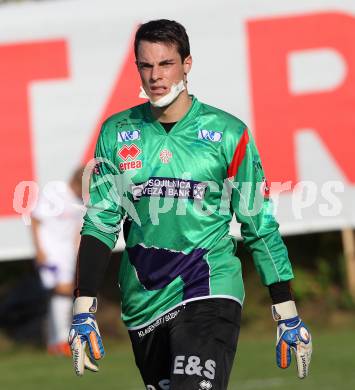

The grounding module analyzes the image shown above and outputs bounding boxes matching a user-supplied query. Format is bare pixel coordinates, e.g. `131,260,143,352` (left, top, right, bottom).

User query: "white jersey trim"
126,295,243,331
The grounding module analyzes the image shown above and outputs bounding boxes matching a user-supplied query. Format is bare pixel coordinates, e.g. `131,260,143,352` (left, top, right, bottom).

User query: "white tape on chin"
271,300,298,321
73,296,97,315
138,80,185,108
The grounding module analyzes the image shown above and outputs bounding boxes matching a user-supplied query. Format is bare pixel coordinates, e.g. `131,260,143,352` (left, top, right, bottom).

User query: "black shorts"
128,298,242,390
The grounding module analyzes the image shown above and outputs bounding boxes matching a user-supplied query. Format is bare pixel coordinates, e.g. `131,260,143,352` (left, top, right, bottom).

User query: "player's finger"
295,340,312,379
70,335,86,376
84,353,99,372
87,330,105,360
276,340,291,369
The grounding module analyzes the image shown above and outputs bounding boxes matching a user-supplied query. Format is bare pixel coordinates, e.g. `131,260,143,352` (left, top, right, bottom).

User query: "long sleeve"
74,121,125,297
225,126,294,286
74,235,112,297
81,121,125,249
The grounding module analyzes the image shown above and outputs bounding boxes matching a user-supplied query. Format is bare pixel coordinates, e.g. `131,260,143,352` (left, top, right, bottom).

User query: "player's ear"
183,55,192,77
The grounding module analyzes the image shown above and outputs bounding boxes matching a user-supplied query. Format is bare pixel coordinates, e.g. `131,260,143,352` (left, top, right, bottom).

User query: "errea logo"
118,144,143,171
118,144,141,160
200,380,213,390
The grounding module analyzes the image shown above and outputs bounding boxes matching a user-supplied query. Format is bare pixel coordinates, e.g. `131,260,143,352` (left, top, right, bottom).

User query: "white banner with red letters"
0,0,354,259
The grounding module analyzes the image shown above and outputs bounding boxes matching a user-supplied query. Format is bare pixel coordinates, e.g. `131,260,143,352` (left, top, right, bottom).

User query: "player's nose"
150,65,161,81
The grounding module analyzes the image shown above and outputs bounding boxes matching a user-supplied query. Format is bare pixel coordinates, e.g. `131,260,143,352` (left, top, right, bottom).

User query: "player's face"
136,40,192,101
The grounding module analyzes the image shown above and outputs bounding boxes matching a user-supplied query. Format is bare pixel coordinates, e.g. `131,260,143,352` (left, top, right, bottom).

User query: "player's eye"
158,61,175,68
138,63,152,70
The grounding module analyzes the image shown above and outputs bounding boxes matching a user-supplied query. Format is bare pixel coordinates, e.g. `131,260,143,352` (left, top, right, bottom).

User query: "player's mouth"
149,86,167,96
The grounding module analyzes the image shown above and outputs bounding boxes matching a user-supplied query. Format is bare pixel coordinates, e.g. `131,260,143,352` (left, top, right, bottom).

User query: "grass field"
0,328,353,390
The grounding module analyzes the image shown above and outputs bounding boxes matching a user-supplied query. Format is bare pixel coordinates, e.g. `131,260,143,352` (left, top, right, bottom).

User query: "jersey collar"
143,95,201,135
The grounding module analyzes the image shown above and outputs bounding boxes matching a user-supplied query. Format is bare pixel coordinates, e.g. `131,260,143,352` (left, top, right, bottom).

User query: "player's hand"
68,297,105,376
272,301,312,379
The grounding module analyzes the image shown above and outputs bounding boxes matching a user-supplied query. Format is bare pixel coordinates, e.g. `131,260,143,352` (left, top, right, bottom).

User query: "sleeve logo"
117,129,141,142
198,129,222,142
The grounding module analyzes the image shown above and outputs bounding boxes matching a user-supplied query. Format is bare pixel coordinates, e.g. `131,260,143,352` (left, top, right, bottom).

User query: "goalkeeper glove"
68,297,105,376
272,300,312,379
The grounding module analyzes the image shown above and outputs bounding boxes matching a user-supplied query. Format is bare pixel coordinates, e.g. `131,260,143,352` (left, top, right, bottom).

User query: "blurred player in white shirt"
31,167,85,356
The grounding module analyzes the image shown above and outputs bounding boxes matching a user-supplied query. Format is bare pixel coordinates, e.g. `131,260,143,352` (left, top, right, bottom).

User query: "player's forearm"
74,234,112,297
248,235,294,286
268,280,293,304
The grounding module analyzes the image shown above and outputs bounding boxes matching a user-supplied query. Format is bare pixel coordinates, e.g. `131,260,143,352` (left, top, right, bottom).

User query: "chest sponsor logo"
119,160,142,171
131,177,207,201
198,129,223,142
118,144,142,171
159,149,173,164
118,144,141,160
117,129,141,142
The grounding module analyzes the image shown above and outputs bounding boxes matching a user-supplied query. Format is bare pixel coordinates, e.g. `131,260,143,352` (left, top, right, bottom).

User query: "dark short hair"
134,19,190,62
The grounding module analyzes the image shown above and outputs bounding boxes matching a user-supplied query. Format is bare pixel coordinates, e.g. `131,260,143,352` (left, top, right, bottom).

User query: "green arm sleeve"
226,126,294,285
81,121,125,250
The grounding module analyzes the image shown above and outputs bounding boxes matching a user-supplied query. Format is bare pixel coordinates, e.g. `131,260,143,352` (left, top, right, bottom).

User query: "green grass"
231,328,353,390
0,329,353,390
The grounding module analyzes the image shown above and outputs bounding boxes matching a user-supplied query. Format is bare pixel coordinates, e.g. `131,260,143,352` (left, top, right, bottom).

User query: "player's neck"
150,91,192,123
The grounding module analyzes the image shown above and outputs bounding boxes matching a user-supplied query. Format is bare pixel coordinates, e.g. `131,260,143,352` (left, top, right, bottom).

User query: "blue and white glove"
68,297,105,376
272,301,312,379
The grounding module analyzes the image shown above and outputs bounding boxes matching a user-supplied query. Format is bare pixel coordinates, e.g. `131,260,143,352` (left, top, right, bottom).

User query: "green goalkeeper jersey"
82,96,294,329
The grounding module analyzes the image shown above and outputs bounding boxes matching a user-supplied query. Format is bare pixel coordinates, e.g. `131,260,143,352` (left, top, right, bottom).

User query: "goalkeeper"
69,19,312,389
